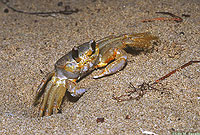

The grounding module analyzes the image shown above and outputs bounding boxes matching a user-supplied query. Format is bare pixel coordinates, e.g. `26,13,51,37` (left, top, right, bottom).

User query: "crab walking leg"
34,72,54,106
36,72,54,94
53,80,86,113
54,85,67,113
94,48,127,78
45,84,59,116
39,79,54,117
122,33,158,50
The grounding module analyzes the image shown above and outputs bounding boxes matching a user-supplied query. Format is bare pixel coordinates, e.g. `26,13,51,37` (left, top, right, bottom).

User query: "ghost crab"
34,33,158,116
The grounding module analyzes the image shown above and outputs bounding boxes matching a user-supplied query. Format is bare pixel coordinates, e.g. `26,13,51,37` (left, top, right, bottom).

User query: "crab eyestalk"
89,40,96,55
72,47,81,63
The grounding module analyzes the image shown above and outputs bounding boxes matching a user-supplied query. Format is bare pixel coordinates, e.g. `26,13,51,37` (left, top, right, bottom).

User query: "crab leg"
54,85,67,113
94,48,127,78
40,78,69,116
122,33,158,50
45,84,59,116
33,72,54,106
39,79,54,117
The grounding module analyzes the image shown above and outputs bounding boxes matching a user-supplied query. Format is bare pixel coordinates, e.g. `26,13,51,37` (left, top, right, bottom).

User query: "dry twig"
141,12,183,23
0,0,79,17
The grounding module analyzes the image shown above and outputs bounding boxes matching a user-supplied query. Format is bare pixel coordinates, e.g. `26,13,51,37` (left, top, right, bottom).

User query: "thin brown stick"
141,17,182,23
141,12,183,23
153,61,200,84
0,0,79,17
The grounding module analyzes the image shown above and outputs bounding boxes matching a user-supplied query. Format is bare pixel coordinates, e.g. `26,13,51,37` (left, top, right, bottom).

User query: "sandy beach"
0,0,199,134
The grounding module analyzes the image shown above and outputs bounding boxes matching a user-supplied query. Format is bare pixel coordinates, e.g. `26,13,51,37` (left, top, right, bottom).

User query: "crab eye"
72,46,81,62
89,40,96,54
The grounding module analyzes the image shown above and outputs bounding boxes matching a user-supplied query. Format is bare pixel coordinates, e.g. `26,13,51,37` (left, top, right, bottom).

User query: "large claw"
93,48,127,79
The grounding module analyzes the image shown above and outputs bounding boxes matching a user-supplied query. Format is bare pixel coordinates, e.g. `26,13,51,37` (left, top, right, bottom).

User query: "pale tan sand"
0,0,199,134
